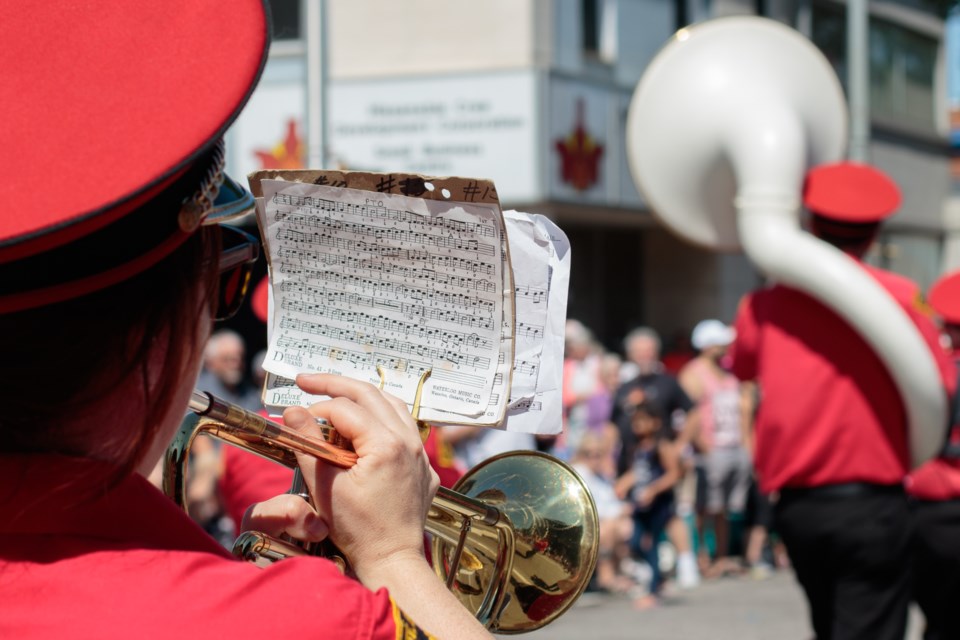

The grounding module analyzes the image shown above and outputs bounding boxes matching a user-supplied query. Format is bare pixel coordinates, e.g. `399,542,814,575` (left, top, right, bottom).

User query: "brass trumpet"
163,390,599,634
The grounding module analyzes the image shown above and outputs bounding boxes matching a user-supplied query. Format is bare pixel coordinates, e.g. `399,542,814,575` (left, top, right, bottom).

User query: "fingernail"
305,511,328,539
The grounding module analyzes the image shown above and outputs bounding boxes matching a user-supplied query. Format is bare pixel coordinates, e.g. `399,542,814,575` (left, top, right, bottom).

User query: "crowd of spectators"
545,318,785,608
173,320,785,612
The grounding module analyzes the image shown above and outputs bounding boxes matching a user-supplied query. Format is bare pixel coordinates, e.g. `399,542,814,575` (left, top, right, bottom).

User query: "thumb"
241,494,330,543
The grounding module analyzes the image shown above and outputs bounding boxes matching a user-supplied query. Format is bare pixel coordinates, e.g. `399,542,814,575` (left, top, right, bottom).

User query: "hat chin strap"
179,138,227,232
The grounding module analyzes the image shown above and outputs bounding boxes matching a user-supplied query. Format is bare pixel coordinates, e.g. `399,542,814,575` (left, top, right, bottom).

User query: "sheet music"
503,211,550,404
258,180,512,422
429,211,571,435
500,213,571,434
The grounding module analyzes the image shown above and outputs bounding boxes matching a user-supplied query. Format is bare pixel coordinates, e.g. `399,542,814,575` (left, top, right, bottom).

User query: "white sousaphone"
625,16,947,466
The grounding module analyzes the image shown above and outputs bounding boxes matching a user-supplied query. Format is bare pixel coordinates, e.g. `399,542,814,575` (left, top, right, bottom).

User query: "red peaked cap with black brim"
929,270,960,326
802,161,902,223
0,1,271,313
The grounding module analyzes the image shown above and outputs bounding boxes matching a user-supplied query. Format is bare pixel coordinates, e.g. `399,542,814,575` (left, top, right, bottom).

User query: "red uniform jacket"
730,265,956,494
908,349,960,501
908,453,960,501
0,453,427,639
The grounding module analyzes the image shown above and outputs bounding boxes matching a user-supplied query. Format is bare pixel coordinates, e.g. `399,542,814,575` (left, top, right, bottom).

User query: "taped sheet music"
501,212,571,434
419,210,570,434
258,179,513,424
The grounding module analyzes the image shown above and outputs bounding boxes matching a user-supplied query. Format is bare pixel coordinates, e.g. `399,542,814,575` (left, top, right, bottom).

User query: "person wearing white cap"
679,319,755,578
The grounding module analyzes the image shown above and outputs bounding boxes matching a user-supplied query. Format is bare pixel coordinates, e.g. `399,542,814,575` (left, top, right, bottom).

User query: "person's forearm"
677,410,700,449
356,552,494,640
647,472,679,498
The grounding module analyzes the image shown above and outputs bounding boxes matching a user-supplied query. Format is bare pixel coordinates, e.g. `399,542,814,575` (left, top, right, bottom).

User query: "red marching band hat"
929,270,960,326
0,1,271,313
803,161,902,223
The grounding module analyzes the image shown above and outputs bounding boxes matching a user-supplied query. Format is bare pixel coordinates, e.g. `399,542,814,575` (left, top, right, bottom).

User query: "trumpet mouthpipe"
186,391,499,524
189,390,357,468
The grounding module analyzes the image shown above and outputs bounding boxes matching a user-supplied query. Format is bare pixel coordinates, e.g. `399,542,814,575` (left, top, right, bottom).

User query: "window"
870,19,938,131
583,0,600,55
270,0,302,41
675,0,689,30
810,2,940,134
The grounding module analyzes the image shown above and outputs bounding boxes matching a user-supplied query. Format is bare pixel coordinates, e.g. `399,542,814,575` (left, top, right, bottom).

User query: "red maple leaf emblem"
254,119,305,170
555,99,604,191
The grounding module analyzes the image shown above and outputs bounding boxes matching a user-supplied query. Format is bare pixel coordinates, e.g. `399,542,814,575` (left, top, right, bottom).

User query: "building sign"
254,119,305,170
555,99,605,191
226,81,306,180
329,71,538,203
547,77,642,207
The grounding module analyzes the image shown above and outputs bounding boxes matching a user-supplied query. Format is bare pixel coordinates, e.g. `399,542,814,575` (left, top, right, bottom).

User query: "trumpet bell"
431,450,599,634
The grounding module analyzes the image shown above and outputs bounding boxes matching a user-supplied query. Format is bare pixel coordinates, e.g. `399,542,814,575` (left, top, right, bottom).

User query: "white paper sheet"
258,180,513,423
499,212,572,434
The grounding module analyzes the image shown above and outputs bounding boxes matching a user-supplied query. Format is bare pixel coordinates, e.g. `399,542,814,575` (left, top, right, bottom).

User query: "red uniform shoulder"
863,265,924,309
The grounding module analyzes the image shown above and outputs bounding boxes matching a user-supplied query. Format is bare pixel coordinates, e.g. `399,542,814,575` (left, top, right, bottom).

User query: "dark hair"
630,399,662,421
809,214,879,258
630,400,674,442
0,185,221,478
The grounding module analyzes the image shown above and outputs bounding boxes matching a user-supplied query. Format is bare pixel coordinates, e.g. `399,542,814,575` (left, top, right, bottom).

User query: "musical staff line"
280,315,493,358
278,245,495,277
278,227,496,257
280,281,495,328
280,300,493,354
516,321,545,339
516,284,547,304
278,259,498,296
273,193,497,237
274,336,487,388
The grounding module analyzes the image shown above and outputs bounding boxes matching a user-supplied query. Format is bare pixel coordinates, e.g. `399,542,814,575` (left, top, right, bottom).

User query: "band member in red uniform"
907,270,960,640
0,3,492,639
729,161,956,640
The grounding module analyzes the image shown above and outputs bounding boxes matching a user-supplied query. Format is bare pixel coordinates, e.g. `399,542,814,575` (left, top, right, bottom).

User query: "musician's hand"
284,373,440,581
240,494,330,542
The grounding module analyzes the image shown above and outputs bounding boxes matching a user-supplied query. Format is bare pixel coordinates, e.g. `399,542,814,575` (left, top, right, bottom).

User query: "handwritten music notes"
253,175,569,434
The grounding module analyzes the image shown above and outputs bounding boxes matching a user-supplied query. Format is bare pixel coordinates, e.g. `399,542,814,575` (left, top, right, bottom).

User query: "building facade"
226,0,957,353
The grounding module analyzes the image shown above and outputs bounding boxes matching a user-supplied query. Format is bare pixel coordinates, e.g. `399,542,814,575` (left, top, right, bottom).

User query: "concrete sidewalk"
499,570,924,640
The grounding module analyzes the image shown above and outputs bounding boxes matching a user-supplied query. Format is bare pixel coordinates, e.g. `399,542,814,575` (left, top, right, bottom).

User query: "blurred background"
199,3,958,636
221,0,959,364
